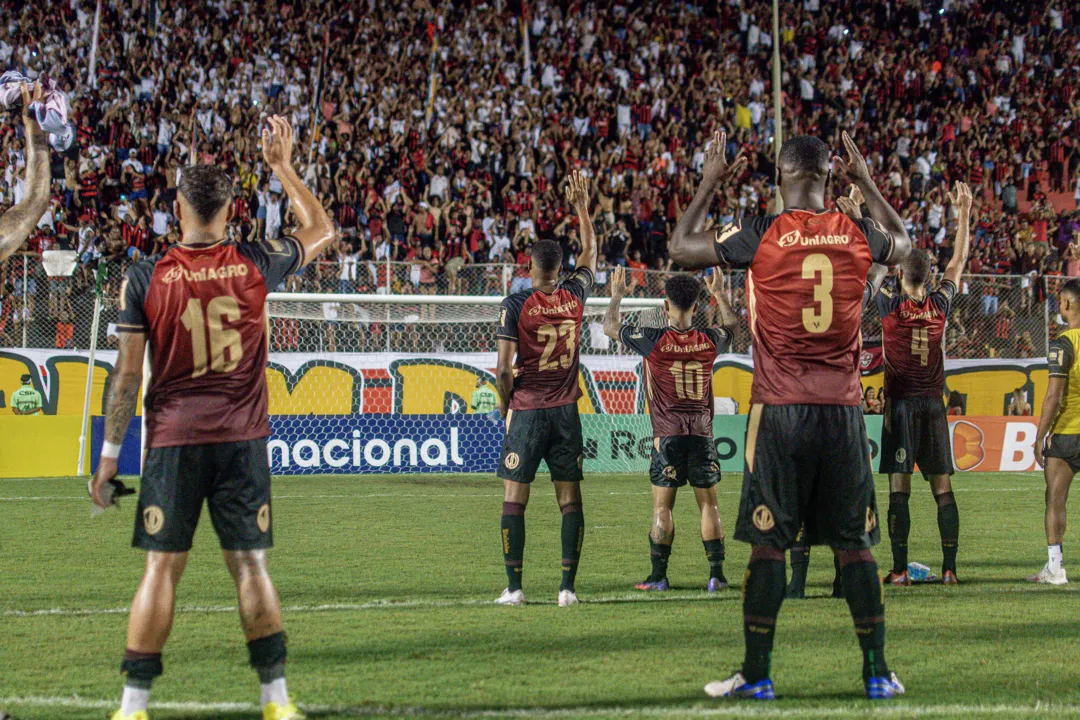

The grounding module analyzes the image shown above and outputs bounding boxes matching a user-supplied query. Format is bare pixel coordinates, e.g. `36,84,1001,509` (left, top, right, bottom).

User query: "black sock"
560,501,584,591
501,502,526,592
788,529,809,591
248,631,287,682
936,491,959,574
887,492,911,574
832,553,844,598
837,549,889,681
742,546,786,683
703,538,726,580
649,537,672,581
121,649,163,689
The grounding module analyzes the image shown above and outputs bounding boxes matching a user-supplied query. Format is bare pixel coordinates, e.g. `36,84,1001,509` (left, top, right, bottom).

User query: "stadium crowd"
0,0,1079,357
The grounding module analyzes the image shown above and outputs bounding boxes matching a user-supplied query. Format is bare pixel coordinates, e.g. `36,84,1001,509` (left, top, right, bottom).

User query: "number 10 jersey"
712,210,894,406
497,267,594,411
117,237,302,448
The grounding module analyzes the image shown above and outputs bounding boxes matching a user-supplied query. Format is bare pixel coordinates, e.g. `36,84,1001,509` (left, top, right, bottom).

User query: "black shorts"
650,435,720,489
734,405,880,550
497,404,583,483
133,438,273,552
1044,434,1080,473
879,395,953,475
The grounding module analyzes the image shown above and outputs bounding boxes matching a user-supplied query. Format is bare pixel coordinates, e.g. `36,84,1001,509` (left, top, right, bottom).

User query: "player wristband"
100,441,122,460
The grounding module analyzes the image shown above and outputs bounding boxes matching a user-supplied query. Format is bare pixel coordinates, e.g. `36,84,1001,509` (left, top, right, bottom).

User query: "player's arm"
865,263,888,309
1036,337,1073,468
261,115,336,268
496,340,516,418
704,268,737,333
0,83,50,262
603,266,633,340
943,181,973,287
835,131,911,265
565,170,596,273
669,130,748,270
89,330,146,507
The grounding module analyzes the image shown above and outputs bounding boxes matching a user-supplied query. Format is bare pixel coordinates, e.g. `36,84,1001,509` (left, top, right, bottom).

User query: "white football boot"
1027,564,1068,585
557,589,579,607
495,588,526,605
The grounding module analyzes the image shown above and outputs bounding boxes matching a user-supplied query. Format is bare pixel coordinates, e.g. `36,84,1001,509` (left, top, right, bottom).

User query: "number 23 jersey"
713,210,893,406
497,267,594,411
117,238,302,448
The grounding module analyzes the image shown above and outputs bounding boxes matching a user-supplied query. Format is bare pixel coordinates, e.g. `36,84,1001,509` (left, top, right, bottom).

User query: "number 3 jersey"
497,267,594,411
620,325,732,437
117,237,302,448
875,280,956,399
712,209,893,406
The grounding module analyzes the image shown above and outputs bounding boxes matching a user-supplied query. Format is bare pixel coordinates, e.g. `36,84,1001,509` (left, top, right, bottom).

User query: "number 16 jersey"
712,210,893,406
497,267,594,411
117,237,302,448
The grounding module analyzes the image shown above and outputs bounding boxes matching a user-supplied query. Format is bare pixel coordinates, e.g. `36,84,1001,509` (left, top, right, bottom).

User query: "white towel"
0,71,75,152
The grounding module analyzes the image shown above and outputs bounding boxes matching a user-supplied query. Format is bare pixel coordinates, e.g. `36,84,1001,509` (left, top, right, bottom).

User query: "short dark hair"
1062,278,1080,301
177,165,233,224
20,374,31,384
777,135,830,176
901,248,934,288
531,239,563,274
665,274,702,312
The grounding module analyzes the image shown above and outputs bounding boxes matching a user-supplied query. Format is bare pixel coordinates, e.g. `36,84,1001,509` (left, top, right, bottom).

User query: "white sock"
1049,544,1063,574
261,677,289,708
120,686,150,715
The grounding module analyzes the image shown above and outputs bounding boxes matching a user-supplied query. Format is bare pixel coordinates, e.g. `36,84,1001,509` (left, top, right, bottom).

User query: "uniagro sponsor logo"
267,427,466,470
161,263,249,284
528,299,579,316
776,229,851,248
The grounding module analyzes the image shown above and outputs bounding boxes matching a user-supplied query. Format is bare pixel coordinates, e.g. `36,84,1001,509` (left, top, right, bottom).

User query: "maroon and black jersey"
497,267,594,411
876,280,956,399
620,325,731,437
713,210,894,406
117,237,302,448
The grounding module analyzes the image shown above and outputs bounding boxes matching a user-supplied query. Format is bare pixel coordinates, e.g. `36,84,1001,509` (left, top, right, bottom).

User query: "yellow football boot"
262,701,306,720
110,711,149,720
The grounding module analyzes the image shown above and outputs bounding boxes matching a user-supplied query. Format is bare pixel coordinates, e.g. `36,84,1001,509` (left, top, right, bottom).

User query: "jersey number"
180,296,243,378
537,320,577,371
801,253,834,334
670,360,705,401
911,327,930,366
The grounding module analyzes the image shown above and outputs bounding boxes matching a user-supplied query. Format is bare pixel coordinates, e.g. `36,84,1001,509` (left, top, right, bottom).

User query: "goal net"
262,292,679,476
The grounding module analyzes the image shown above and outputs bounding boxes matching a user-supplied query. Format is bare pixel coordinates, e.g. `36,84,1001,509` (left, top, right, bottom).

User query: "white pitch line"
3,696,1080,718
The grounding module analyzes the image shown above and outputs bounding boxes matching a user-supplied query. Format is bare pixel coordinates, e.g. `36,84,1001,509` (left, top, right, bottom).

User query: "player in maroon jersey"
90,117,334,720
875,182,972,587
669,131,912,700
603,266,735,592
494,171,597,608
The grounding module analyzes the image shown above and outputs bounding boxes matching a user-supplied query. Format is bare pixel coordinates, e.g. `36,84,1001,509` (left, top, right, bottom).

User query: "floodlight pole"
77,292,102,476
772,0,784,213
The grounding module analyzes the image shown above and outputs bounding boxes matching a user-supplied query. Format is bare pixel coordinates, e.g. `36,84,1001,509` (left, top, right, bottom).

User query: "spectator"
10,374,43,415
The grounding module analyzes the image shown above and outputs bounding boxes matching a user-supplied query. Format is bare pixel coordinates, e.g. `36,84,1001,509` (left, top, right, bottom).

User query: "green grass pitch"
1,472,1079,719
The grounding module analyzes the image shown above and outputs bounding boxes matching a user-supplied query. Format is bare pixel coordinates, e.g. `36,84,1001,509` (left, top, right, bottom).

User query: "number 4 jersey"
713,209,894,406
117,237,302,448
497,267,594,411
875,280,956,399
620,325,732,437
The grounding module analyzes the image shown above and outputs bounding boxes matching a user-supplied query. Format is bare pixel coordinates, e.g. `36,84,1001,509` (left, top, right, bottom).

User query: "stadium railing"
0,254,1058,361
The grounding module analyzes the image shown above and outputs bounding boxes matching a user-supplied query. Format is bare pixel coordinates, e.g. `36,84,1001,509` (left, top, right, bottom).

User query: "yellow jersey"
1048,328,1080,435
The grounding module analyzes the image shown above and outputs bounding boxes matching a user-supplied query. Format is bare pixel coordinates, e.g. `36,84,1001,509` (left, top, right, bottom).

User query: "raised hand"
704,268,725,295
837,184,865,219
261,115,294,169
610,265,633,297
565,170,590,211
702,131,747,186
21,82,45,141
946,181,973,214
834,131,872,186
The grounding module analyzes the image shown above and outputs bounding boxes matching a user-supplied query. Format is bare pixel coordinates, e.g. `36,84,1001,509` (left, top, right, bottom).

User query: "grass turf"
1,472,1078,719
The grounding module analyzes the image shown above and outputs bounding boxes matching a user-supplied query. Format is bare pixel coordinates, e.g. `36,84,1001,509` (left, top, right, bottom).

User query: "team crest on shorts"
895,448,907,464
505,452,520,470
143,506,164,536
865,507,878,533
708,462,720,474
752,505,775,532
257,504,271,533
662,465,677,480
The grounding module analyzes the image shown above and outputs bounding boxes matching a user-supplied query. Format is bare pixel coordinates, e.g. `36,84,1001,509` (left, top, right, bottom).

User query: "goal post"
261,292,671,476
